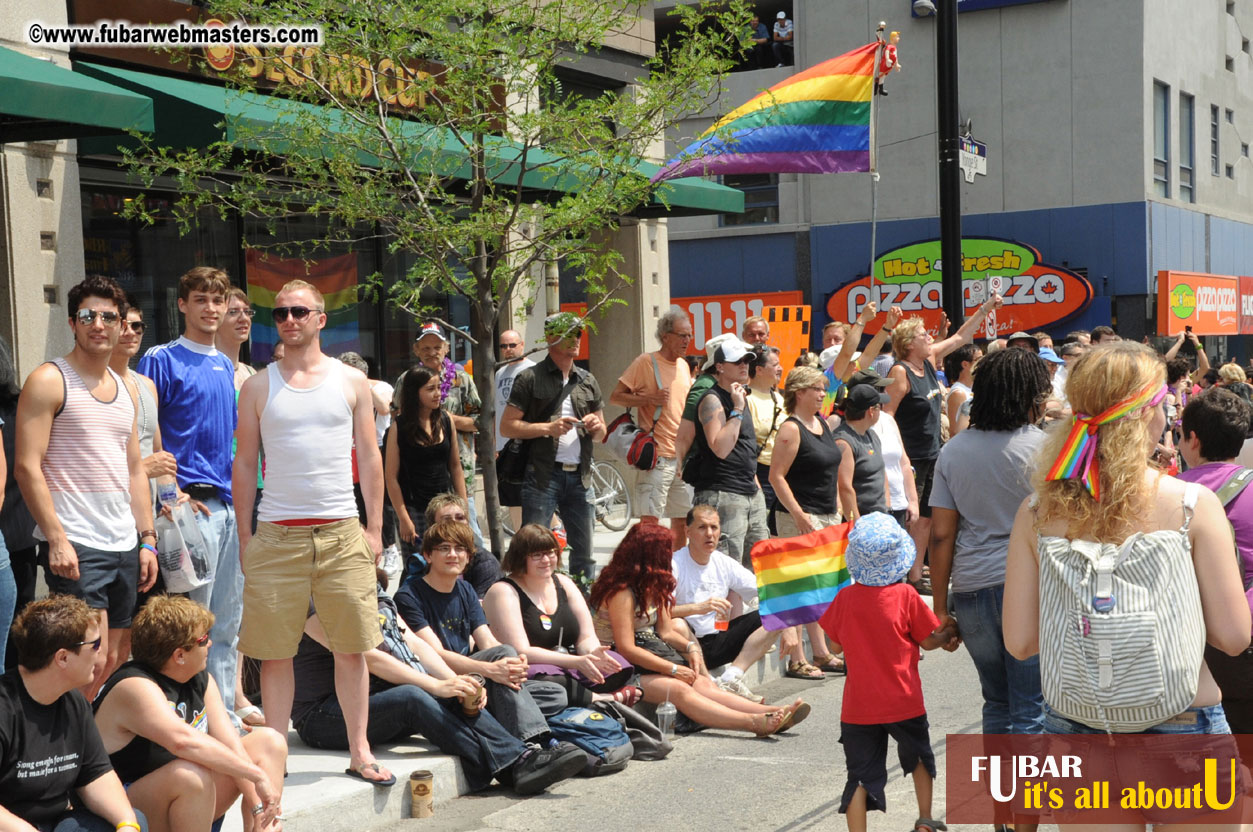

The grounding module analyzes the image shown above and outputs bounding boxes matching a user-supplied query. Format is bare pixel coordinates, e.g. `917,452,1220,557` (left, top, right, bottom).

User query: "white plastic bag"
154,502,214,593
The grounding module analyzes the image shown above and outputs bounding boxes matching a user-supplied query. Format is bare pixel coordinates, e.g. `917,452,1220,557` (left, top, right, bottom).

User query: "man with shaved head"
494,329,535,526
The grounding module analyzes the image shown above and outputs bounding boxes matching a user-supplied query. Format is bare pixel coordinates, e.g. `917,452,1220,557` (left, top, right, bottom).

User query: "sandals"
750,709,788,737
610,685,643,707
811,654,847,675
914,819,947,832
777,699,811,731
785,660,825,680
344,761,396,787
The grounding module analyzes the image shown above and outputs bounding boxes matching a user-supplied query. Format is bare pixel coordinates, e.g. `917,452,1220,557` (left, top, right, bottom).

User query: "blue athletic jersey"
137,337,237,502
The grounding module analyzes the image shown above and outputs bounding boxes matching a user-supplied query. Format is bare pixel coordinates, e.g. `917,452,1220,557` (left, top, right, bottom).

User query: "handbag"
592,700,674,761
603,355,662,472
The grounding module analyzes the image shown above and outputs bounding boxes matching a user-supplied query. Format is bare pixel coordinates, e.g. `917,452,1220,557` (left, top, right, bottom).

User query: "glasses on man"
271,306,322,323
431,543,470,556
75,309,119,327
76,635,102,652
499,341,521,349
526,549,560,561
227,308,256,319
123,320,146,334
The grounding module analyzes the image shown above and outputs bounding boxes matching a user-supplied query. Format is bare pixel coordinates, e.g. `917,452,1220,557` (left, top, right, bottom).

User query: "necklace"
904,357,927,375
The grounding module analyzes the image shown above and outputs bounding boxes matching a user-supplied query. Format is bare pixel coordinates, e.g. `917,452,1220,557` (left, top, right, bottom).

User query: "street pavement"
371,522,1010,832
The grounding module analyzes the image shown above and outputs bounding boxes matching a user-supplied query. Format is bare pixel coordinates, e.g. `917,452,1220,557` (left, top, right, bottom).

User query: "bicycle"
496,458,633,535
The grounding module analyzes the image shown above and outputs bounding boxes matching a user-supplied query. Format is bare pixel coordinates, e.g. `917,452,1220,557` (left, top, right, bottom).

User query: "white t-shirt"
554,392,580,464
671,545,758,637
495,358,535,452
371,380,394,446
870,410,908,511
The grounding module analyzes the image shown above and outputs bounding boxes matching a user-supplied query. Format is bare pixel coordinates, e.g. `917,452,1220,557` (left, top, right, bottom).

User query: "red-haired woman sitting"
589,523,810,736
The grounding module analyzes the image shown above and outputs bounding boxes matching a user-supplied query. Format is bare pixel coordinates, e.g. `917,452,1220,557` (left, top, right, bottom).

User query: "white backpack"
1037,483,1205,733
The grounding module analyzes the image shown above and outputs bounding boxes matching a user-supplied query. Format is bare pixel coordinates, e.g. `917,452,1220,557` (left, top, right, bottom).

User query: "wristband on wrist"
139,543,157,555
117,822,142,831
882,327,893,334
669,663,678,675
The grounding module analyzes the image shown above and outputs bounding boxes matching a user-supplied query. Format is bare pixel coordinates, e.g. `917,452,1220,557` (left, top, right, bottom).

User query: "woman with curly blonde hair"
1004,342,1250,743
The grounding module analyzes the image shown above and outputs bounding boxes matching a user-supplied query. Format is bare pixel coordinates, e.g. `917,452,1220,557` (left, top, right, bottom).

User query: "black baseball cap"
846,383,890,410
847,368,892,389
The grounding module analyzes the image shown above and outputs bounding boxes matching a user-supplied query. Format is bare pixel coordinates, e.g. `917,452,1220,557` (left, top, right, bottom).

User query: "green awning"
0,46,153,143
75,62,742,216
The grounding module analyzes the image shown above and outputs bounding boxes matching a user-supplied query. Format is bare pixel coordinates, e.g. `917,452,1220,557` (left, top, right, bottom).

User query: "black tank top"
783,415,841,515
892,360,942,461
690,384,759,496
833,422,888,515
94,662,208,784
504,576,581,651
397,410,453,509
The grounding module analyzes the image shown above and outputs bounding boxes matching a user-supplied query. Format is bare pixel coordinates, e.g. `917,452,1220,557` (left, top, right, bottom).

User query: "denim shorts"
1042,703,1231,735
42,541,139,628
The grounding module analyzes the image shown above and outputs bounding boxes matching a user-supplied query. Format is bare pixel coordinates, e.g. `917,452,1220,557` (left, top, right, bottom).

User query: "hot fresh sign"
825,238,1092,338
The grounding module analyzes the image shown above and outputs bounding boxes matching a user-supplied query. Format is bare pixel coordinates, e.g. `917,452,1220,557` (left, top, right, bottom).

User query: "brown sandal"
811,653,847,675
786,660,825,680
778,699,811,731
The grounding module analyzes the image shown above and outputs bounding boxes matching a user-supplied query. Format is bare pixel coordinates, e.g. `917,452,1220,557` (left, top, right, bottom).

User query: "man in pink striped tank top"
234,279,392,786
14,275,158,695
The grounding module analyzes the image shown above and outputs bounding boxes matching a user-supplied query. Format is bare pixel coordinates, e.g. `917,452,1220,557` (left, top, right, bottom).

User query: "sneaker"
718,676,765,704
511,741,586,795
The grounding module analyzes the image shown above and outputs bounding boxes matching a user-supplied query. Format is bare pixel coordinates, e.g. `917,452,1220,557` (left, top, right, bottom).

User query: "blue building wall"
667,233,798,296
670,200,1253,349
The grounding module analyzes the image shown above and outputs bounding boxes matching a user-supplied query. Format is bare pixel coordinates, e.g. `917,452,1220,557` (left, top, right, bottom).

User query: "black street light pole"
935,0,964,331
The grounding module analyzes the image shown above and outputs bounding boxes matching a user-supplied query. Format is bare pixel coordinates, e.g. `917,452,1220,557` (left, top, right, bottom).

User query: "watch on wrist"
670,663,678,675
882,327,893,334
728,409,742,419
685,640,698,653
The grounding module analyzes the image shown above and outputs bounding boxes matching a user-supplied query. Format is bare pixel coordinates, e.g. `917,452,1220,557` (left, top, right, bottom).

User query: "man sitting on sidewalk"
671,505,784,704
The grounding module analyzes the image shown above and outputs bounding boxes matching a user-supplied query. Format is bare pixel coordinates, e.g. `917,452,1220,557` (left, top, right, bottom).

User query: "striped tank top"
38,358,137,551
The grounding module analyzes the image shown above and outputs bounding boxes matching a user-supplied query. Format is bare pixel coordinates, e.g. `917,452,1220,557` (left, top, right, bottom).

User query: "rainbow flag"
751,522,853,631
245,250,362,362
652,42,877,182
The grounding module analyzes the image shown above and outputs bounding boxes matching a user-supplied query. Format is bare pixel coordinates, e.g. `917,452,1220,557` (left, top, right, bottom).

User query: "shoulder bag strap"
1216,467,1253,507
649,354,664,425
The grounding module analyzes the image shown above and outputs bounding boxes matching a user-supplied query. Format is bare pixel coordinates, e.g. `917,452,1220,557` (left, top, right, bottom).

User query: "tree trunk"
470,298,506,557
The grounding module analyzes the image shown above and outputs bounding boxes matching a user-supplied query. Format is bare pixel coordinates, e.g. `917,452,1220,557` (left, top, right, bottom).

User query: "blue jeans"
188,497,242,714
522,469,594,579
0,539,15,675
952,583,1044,734
294,685,527,792
1043,703,1231,735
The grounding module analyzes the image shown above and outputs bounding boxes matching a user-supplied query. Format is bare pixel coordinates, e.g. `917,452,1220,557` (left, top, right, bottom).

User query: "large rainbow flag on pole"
751,522,853,631
652,41,878,182
246,250,362,362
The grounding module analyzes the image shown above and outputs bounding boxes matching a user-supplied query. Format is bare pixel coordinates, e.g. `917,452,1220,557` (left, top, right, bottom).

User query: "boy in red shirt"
820,512,957,832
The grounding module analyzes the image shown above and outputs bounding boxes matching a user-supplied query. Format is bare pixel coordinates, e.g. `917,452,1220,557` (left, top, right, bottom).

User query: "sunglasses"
271,306,322,323
195,632,211,647
500,341,521,349
227,308,256,319
76,635,102,652
75,309,119,326
123,320,146,334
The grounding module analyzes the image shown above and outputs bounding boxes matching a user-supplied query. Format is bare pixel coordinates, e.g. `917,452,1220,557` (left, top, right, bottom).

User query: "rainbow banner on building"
751,522,853,631
245,250,362,362
652,42,877,182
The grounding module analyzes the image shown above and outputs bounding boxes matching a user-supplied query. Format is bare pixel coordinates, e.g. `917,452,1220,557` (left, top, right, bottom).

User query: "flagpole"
869,26,886,308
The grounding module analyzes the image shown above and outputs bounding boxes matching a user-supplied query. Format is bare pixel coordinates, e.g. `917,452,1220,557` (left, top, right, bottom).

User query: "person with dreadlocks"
1005,343,1249,743
590,523,811,736
929,349,1053,754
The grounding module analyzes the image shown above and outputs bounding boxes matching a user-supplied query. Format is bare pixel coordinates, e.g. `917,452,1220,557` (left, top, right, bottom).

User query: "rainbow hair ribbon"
1045,383,1169,500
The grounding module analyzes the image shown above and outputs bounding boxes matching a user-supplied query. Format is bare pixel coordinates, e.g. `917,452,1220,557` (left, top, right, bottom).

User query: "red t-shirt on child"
819,582,940,725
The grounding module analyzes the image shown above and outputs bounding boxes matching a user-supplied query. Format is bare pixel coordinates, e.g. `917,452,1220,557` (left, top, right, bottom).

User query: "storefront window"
81,186,238,350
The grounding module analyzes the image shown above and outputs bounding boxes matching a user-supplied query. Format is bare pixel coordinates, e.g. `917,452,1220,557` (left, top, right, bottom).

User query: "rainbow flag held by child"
652,42,877,182
751,522,853,631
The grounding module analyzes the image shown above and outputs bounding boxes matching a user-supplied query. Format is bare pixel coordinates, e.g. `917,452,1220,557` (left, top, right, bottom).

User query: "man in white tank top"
233,279,392,785
14,276,157,695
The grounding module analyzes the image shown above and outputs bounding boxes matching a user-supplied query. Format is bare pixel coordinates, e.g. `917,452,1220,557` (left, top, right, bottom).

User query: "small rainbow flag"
751,522,853,631
819,367,844,418
652,42,877,182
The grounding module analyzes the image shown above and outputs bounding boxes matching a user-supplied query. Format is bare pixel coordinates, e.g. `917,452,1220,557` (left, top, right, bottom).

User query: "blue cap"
1038,347,1064,366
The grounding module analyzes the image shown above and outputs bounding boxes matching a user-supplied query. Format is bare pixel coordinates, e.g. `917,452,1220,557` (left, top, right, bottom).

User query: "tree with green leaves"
123,0,750,554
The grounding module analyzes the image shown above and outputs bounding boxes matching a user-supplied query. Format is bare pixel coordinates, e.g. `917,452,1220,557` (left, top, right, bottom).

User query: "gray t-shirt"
929,424,1044,592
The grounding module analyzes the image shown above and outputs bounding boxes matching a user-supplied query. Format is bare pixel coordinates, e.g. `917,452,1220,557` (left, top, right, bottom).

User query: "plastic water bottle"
655,700,676,740
155,475,178,508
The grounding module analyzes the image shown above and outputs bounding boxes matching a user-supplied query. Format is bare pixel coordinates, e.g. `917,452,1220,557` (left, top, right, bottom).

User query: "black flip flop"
345,762,396,787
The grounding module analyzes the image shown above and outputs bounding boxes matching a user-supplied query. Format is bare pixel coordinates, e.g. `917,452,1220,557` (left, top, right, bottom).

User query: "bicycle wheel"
591,460,632,532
